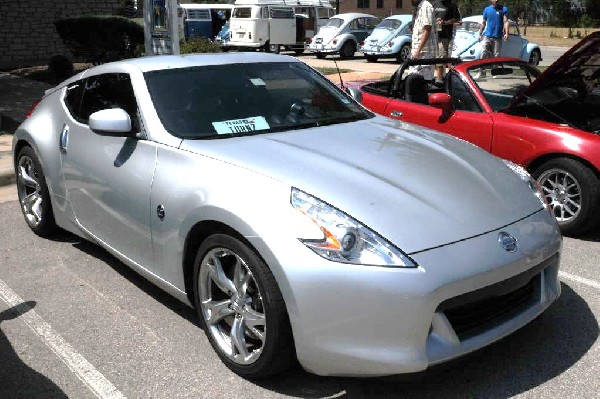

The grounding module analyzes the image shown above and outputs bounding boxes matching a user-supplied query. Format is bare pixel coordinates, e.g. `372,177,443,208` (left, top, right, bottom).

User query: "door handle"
390,111,403,118
59,124,69,154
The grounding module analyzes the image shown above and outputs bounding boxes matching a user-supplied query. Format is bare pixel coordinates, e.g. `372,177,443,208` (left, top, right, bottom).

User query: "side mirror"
344,87,363,103
88,108,133,136
429,93,452,112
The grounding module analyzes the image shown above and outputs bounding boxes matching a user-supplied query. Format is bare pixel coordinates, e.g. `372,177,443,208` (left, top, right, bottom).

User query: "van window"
269,7,294,19
187,9,211,21
318,8,334,19
233,7,252,18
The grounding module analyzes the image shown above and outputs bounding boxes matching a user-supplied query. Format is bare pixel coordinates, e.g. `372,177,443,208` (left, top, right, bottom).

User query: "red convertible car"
353,32,600,235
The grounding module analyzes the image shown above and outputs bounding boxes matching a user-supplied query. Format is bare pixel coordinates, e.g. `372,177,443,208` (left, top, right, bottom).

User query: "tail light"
388,41,393,47
333,39,338,45
25,97,42,119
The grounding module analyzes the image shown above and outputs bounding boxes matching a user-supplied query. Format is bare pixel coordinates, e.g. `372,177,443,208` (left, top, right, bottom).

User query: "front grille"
444,277,536,339
438,254,557,340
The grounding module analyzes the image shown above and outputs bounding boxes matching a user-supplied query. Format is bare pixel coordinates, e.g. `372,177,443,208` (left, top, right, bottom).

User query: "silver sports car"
13,53,561,378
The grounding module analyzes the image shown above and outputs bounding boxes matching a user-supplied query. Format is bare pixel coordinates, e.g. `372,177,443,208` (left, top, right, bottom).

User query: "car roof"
331,13,377,20
89,52,301,74
382,14,412,23
461,15,517,25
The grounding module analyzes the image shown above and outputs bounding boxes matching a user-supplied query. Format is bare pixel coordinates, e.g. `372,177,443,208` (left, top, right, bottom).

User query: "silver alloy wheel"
17,155,44,228
538,168,582,222
199,247,266,365
399,44,410,61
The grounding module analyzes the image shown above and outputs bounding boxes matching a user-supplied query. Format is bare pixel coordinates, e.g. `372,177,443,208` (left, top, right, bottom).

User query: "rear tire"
365,55,378,63
315,52,326,59
339,41,355,59
397,43,411,62
532,158,600,235
193,234,295,378
15,146,57,237
265,42,280,54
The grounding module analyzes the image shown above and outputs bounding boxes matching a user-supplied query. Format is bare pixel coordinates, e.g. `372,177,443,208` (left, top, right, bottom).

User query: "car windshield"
467,62,540,112
144,62,373,139
324,18,344,28
377,19,402,30
461,21,481,33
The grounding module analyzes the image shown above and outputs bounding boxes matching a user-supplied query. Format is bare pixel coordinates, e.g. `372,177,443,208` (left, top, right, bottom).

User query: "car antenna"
333,60,345,91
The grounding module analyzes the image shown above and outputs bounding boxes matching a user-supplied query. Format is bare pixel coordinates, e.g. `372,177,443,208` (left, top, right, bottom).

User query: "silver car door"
60,73,156,269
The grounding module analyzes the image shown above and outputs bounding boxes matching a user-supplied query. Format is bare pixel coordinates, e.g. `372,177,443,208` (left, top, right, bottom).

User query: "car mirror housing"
429,93,452,112
89,108,133,136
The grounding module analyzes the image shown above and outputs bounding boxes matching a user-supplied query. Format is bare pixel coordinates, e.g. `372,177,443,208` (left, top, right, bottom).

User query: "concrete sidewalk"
0,72,51,203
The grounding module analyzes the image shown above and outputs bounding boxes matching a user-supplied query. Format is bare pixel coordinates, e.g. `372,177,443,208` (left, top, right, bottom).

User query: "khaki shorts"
438,38,452,58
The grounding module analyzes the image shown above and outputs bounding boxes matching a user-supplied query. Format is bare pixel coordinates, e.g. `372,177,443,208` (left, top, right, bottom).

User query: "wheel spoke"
231,316,250,359
30,195,43,222
206,255,236,295
19,166,38,189
233,258,252,297
203,299,234,325
242,306,266,342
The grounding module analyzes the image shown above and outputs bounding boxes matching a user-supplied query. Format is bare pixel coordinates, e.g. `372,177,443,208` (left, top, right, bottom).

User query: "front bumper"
361,45,396,57
251,209,561,376
308,42,341,54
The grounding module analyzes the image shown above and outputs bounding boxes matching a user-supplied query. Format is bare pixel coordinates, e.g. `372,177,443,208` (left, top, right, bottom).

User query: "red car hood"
510,31,600,109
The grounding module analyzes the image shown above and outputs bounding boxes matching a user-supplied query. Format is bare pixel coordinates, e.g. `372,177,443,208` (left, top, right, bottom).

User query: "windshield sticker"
212,116,270,134
250,78,266,86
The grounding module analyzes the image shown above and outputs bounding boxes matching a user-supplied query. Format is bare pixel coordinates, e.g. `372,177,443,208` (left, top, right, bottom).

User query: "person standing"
479,0,509,59
409,0,438,80
434,0,461,81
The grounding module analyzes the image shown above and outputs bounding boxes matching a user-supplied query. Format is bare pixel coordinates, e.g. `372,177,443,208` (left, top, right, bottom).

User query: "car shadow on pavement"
254,283,598,398
47,229,199,328
0,301,68,398
571,227,600,242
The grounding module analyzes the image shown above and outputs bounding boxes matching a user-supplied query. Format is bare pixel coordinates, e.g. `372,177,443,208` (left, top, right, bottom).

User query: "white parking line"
559,271,600,290
0,278,126,399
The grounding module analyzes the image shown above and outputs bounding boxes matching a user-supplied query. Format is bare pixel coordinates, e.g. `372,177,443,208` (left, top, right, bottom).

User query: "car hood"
364,28,395,45
180,117,544,254
510,31,600,109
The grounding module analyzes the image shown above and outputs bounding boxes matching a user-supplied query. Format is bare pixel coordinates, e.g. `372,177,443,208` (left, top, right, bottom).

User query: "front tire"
532,158,600,235
529,49,541,66
193,234,295,378
16,146,57,237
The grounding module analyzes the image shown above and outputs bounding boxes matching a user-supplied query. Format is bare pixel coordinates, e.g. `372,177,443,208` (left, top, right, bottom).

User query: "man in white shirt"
408,0,438,80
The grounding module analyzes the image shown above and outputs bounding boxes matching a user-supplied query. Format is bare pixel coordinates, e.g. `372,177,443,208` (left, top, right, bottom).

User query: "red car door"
380,72,495,152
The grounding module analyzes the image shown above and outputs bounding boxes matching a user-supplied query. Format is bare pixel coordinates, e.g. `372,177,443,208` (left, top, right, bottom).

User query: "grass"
315,66,353,75
520,26,600,46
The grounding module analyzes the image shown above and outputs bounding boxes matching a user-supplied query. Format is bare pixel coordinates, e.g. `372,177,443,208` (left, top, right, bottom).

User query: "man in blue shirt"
478,0,509,59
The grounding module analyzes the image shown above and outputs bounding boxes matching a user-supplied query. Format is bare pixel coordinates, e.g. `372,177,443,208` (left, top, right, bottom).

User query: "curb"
0,135,14,188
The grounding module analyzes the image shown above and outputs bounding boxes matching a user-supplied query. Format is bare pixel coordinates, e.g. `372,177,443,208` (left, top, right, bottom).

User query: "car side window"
448,73,482,112
79,73,140,131
64,81,84,120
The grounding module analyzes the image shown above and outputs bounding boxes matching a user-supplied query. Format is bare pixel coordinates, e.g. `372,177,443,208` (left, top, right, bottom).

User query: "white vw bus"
226,0,335,53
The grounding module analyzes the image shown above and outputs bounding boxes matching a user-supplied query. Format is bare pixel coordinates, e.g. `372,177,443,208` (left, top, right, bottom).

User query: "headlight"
502,159,548,210
290,188,416,267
